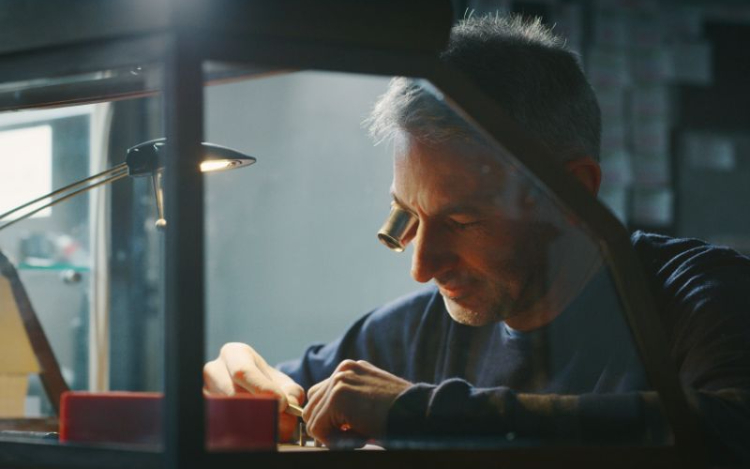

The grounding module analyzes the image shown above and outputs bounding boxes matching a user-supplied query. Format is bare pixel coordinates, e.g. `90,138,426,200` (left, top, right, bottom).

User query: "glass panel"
0,71,165,451
0,66,162,113
202,67,410,451
202,65,673,452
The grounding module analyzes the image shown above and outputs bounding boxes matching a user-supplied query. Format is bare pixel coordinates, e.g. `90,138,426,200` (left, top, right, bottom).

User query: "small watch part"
298,421,307,447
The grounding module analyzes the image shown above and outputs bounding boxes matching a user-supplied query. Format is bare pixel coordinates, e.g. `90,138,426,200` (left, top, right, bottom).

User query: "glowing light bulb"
200,160,234,172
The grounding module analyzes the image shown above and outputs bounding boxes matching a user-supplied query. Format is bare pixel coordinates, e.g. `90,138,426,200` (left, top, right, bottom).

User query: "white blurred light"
0,125,52,219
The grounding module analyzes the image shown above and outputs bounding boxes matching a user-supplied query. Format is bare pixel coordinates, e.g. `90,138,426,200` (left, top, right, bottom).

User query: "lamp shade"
126,138,256,176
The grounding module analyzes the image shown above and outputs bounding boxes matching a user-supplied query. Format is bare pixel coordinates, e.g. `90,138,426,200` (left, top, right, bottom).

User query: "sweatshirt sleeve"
633,232,750,463
276,312,376,390
386,379,749,463
277,287,441,390
386,379,663,447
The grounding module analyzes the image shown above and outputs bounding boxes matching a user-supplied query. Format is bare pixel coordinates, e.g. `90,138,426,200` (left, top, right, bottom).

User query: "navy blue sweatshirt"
278,232,750,461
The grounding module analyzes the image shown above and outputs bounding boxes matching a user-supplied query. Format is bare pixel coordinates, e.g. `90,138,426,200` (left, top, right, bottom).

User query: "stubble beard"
442,287,518,327
442,270,548,327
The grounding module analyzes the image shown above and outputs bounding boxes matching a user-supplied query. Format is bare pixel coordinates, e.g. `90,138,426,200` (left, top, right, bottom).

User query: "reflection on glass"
199,12,748,461
369,116,658,448
201,63,670,452
329,74,663,449
0,91,165,450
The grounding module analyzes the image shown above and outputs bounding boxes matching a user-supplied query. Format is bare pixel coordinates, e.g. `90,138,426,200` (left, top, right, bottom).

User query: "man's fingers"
305,360,365,426
307,379,325,402
306,359,360,403
221,344,289,409
273,368,306,406
304,359,410,443
303,377,329,422
303,382,337,443
232,365,289,409
281,382,306,407
304,368,360,445
306,392,364,449
202,359,236,395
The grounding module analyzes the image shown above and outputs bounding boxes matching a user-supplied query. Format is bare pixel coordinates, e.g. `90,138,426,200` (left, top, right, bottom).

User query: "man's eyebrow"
390,192,489,218
390,193,417,216
436,204,486,217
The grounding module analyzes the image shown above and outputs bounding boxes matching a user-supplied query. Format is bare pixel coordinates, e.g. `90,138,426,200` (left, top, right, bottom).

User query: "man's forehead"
390,137,523,214
393,136,508,184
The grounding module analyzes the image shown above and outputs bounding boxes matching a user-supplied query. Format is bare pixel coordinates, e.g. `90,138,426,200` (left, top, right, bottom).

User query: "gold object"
286,403,304,417
377,205,417,252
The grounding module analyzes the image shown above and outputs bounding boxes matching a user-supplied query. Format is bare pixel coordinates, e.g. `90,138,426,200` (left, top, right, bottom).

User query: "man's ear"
564,157,601,196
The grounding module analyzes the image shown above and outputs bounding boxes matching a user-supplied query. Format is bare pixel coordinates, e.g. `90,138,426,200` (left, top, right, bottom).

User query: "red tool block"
206,394,278,451
59,391,278,451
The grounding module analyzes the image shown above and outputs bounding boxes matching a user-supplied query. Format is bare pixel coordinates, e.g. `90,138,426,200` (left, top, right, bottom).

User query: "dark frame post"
163,22,206,469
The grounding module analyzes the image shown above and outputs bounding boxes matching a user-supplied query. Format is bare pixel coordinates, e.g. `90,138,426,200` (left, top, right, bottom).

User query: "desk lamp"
0,138,256,232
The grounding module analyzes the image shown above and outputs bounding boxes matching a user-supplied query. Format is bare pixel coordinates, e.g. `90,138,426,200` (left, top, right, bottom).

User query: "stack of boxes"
576,0,713,228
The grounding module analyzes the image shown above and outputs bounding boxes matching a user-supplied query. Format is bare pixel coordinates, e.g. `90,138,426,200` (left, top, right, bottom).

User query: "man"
203,15,750,460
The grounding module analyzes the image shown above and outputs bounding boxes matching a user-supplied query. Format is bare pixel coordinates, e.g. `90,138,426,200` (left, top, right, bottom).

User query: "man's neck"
504,240,602,332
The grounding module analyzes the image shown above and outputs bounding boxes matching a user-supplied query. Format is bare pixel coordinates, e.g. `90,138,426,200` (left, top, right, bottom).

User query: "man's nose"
410,221,457,283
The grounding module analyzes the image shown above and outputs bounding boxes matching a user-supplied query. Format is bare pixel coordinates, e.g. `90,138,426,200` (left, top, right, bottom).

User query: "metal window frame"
0,1,707,468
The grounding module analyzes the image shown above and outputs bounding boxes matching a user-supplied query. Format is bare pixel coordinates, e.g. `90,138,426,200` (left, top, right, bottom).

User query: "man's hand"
203,342,305,441
303,360,411,447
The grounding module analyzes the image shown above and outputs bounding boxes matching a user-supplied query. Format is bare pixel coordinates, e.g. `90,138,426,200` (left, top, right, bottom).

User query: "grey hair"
366,15,601,162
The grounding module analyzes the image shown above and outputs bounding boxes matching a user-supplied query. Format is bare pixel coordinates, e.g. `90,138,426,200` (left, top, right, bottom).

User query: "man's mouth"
436,280,473,300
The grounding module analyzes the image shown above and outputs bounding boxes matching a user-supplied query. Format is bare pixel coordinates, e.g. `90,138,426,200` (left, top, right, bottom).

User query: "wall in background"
204,71,420,365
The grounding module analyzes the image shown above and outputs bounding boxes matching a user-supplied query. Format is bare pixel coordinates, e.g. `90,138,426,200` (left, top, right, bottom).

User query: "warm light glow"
200,160,233,172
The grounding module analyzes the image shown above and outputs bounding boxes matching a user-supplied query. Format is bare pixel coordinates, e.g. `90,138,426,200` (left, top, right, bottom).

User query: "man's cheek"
278,412,298,442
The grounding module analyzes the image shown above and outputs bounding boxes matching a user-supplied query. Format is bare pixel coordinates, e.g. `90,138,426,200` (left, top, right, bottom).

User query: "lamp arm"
0,162,129,224
0,166,129,232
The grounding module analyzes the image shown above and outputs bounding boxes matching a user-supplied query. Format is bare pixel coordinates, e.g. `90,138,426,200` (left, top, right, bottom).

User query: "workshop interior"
0,0,748,468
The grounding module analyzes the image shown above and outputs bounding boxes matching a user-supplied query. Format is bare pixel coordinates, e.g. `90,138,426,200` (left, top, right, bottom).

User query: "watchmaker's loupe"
377,205,417,252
